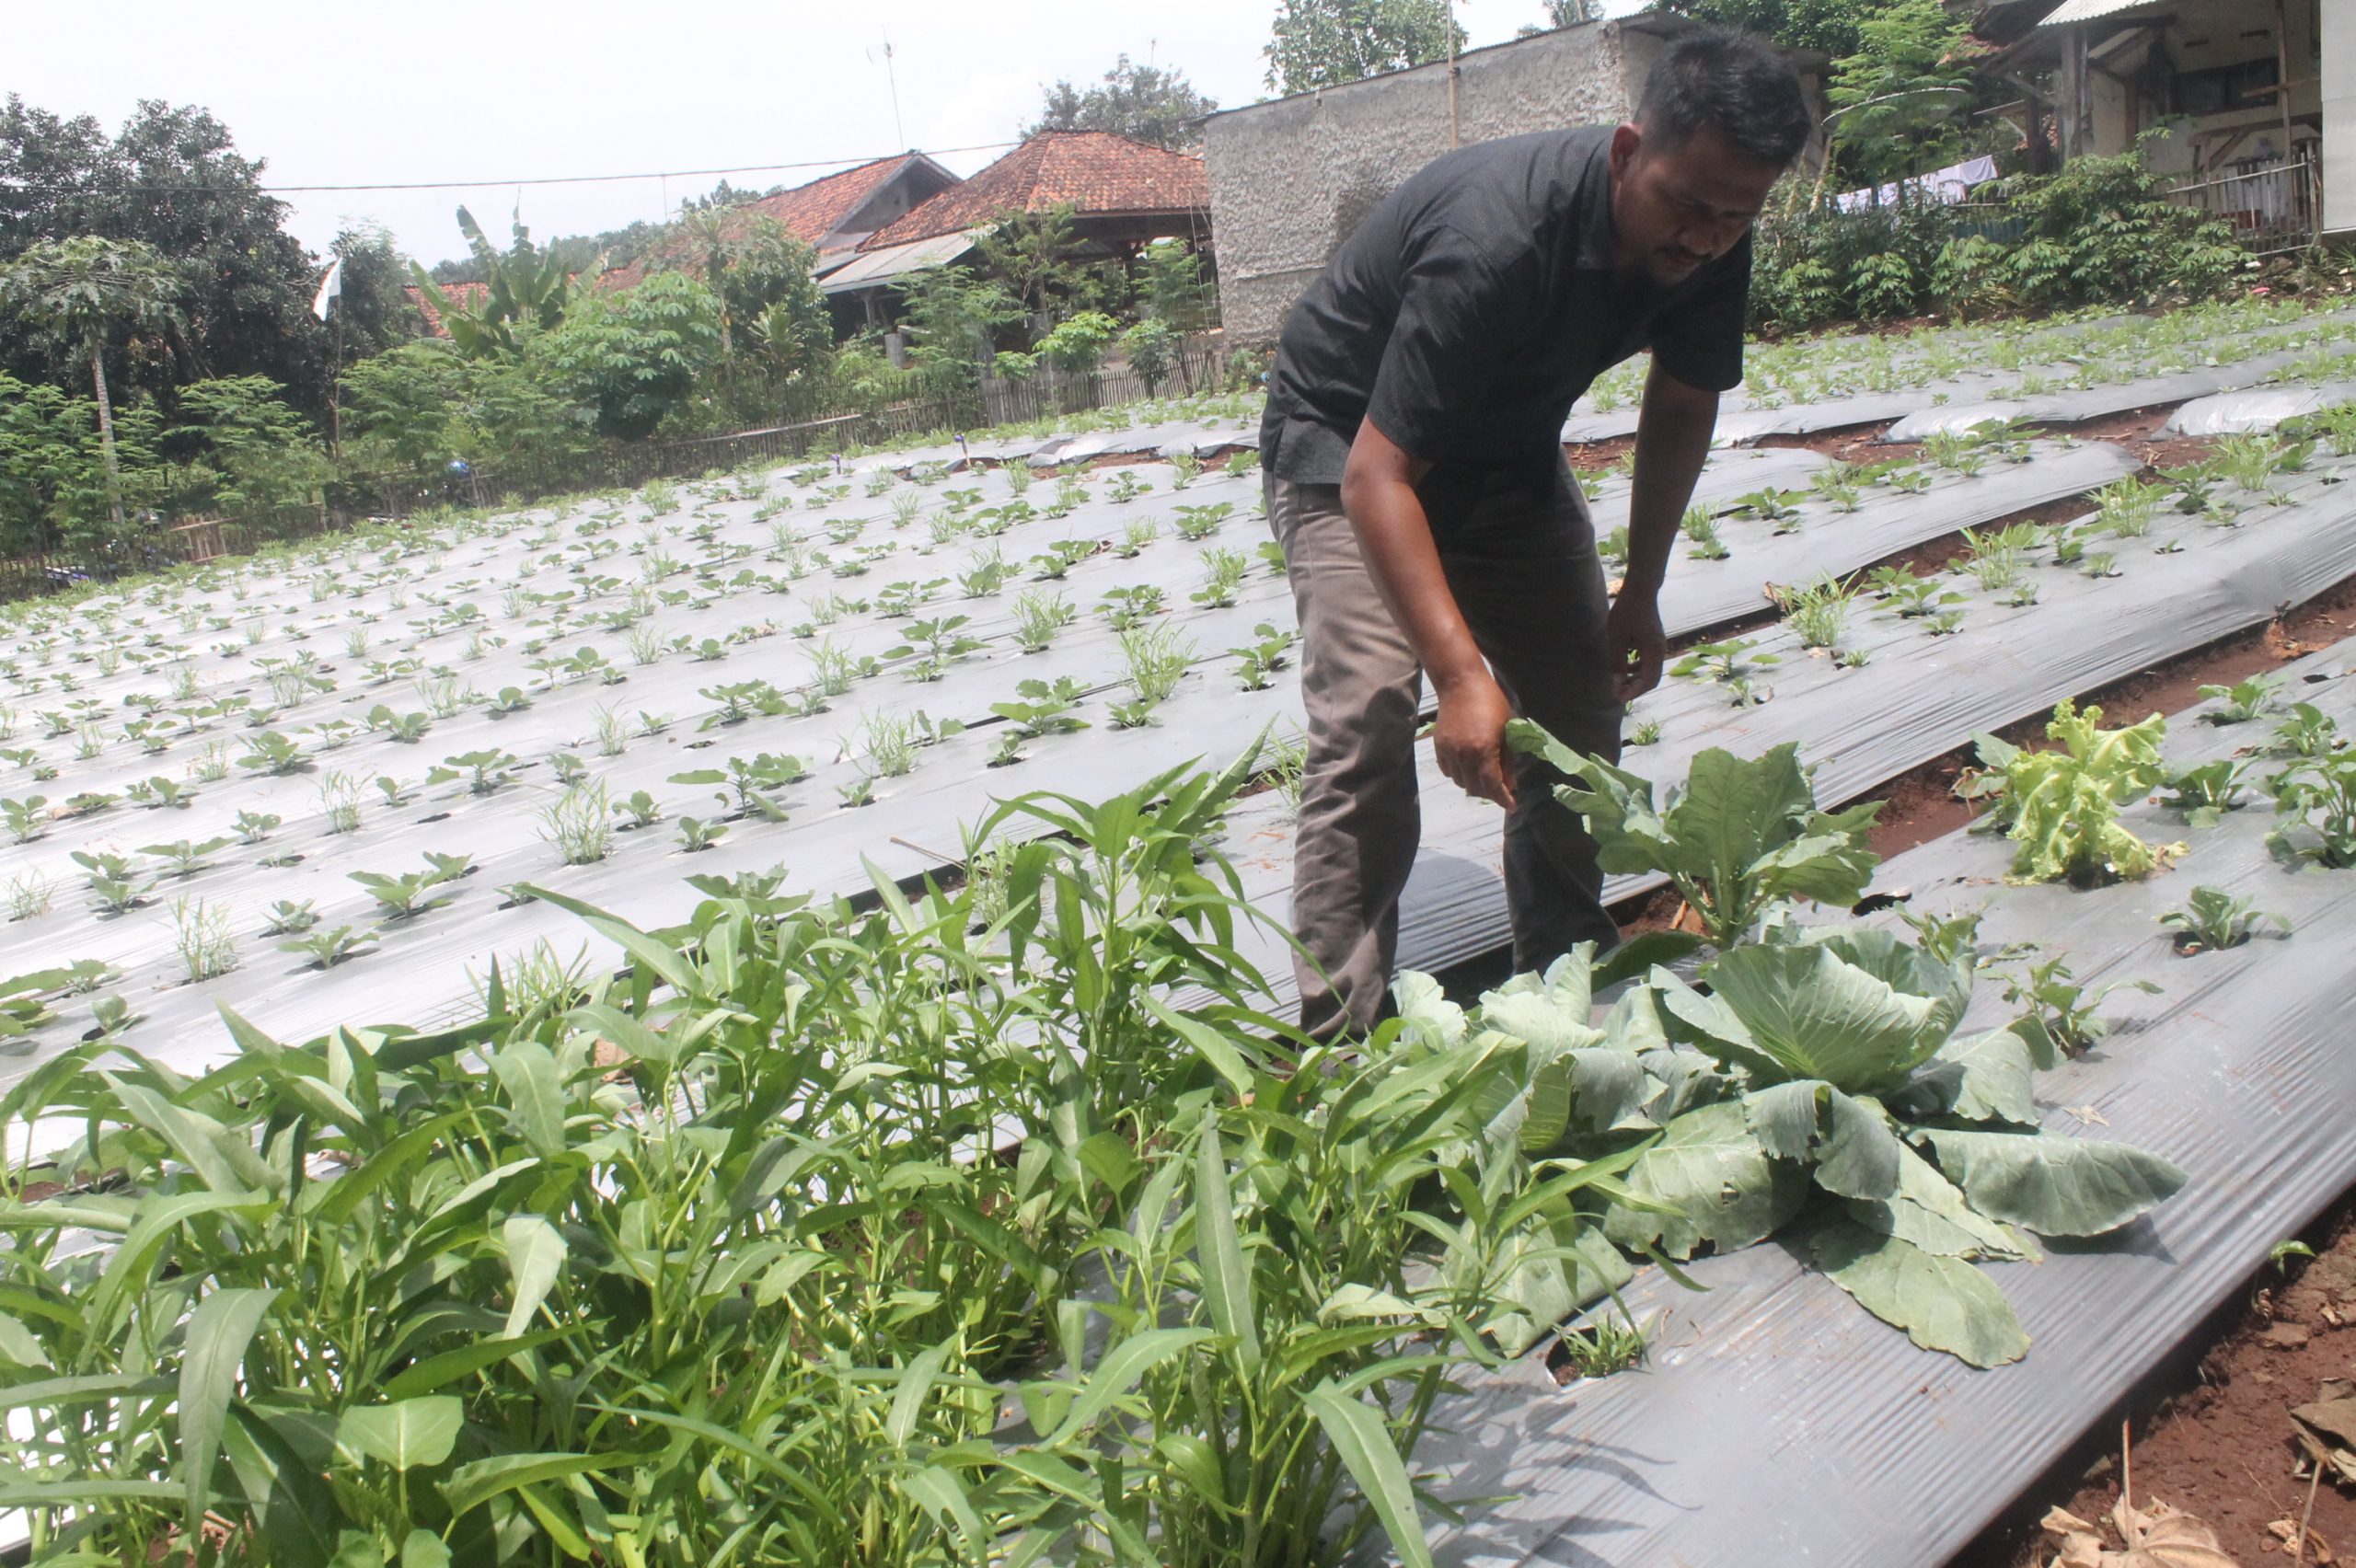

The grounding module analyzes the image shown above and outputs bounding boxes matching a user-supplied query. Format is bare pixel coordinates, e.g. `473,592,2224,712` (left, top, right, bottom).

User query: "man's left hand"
1607,592,1666,702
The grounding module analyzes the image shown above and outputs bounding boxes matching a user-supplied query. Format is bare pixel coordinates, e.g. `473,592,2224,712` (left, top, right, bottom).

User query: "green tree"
1036,311,1120,375
0,235,182,534
325,224,422,363
1265,0,1467,95
341,340,470,473
719,217,832,374
976,203,1090,321
0,372,114,553
1651,0,1905,61
672,206,744,359
167,376,329,525
1824,0,1977,194
342,340,591,484
1120,317,1181,395
895,266,1023,422
1028,54,1220,151
0,97,334,421
1520,0,1606,32
532,271,722,441
410,206,588,358
1137,238,1213,331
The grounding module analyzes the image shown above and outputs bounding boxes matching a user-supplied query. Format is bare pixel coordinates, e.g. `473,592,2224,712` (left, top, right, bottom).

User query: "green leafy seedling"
2160,758,2247,829
1998,951,2160,1065
237,731,311,776
260,899,319,936
1506,725,1877,951
1,796,48,843
140,836,234,878
2197,674,2279,725
2161,884,2288,954
1960,702,2179,886
283,925,378,969
429,749,524,795
350,870,454,920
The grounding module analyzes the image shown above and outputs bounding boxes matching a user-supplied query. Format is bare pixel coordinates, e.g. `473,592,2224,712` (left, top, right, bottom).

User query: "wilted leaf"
1914,1028,2039,1125
2040,1495,2242,1567
1915,1127,2187,1236
1845,1144,2037,1262
1811,1217,2029,1367
1739,1079,1900,1200
1603,1101,1805,1260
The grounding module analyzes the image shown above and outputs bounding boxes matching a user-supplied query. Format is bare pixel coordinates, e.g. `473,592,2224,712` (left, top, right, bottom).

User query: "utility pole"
1447,0,1461,148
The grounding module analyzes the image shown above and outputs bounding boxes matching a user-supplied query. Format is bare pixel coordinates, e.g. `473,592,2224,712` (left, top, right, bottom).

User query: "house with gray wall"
1201,15,1827,347
1953,0,2339,248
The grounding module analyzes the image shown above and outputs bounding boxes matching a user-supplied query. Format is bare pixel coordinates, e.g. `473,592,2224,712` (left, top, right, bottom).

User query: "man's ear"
1609,121,1643,178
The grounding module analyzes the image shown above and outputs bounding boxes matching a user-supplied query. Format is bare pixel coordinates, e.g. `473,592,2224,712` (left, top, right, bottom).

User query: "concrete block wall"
1204,21,1642,347
2327,0,2355,236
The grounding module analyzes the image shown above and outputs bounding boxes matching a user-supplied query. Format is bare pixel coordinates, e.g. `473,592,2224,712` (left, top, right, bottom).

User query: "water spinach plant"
0,755,1633,1568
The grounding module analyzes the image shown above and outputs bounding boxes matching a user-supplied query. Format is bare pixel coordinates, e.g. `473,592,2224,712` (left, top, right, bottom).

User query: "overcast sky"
12,0,1645,270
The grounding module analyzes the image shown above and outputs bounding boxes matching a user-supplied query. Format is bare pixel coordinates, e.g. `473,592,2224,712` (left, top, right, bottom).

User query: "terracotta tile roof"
746,155,922,250
861,132,1208,249
596,156,937,293
403,280,489,339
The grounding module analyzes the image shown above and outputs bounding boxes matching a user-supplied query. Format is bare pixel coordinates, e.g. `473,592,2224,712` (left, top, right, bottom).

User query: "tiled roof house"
596,152,963,292
819,131,1211,306
401,279,490,339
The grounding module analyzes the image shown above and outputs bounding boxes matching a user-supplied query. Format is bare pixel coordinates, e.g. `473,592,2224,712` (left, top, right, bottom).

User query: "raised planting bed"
1219,413,2356,1015
0,420,2139,1091
1377,632,2356,1565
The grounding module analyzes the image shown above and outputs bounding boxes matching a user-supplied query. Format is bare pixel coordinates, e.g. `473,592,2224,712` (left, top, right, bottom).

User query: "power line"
0,142,1020,198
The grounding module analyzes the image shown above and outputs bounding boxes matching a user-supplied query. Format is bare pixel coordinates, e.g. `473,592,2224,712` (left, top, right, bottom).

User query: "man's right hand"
1433,669,1517,809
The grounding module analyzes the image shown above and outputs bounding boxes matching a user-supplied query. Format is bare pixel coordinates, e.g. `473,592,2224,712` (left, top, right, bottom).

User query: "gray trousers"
1266,460,1623,1039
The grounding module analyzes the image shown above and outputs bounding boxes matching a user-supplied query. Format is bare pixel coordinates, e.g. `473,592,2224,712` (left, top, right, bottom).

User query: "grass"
1121,622,1195,707
539,780,615,865
318,771,364,834
1775,572,1860,651
167,894,236,982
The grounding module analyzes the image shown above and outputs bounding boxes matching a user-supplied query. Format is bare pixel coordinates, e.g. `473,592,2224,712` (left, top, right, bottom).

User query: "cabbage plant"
1506,724,1879,951
1408,928,2187,1368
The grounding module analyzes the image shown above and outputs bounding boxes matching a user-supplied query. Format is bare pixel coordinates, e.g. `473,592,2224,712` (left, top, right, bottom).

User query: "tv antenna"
873,35,907,149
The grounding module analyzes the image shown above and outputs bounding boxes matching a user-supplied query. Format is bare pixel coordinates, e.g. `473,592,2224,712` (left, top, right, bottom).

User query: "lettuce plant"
1507,725,1879,951
1960,701,2178,885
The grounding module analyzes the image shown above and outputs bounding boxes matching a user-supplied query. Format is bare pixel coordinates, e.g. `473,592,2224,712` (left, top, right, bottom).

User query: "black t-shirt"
1259,126,1750,486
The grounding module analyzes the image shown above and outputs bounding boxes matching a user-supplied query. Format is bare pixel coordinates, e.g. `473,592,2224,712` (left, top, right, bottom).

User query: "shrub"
1853,249,1918,321
1748,144,2242,333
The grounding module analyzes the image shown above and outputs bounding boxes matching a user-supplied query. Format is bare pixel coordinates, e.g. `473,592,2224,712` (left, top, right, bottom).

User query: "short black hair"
1635,27,1814,167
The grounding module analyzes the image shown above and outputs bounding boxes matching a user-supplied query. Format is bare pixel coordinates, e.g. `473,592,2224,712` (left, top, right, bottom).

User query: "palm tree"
0,236,183,534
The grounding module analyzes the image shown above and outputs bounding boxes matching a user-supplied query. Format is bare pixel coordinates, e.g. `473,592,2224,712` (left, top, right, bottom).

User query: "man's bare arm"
1611,362,1721,698
1341,418,1519,808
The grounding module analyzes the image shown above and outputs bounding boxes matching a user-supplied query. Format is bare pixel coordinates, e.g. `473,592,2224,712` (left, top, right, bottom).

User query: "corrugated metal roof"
814,229,986,294
2038,0,2166,26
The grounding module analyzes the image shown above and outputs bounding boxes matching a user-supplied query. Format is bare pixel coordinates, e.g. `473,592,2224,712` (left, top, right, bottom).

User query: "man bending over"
1258,28,1813,1037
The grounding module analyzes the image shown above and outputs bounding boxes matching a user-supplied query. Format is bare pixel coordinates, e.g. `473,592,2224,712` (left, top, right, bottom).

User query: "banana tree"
408,206,589,356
